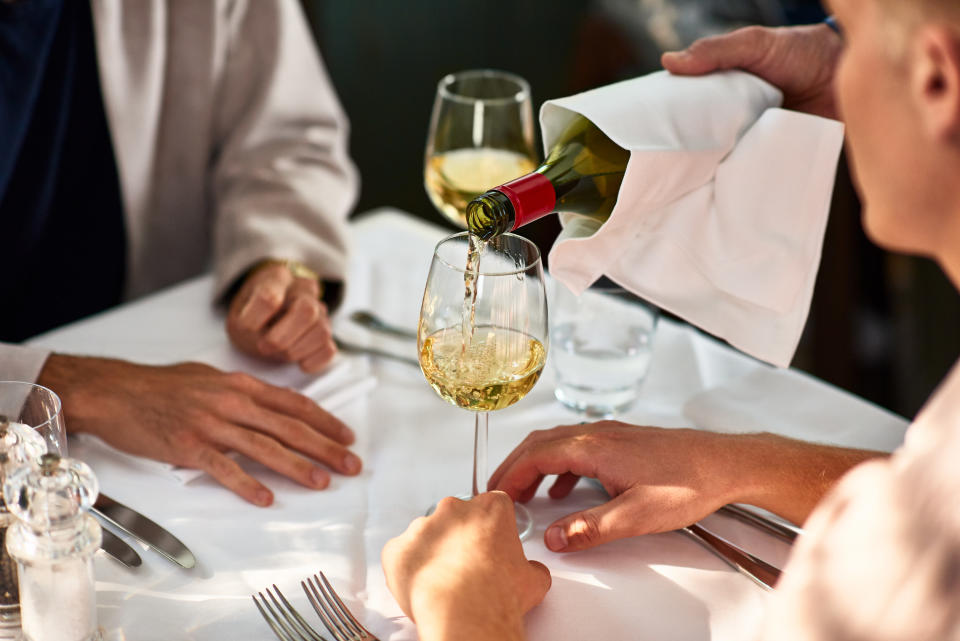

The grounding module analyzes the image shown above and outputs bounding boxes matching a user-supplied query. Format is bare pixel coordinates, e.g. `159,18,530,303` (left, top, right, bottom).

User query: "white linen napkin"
73,344,377,484
682,367,909,453
544,70,846,367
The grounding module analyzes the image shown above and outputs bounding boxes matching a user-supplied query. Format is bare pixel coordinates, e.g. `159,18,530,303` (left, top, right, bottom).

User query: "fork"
252,584,327,641
302,571,381,641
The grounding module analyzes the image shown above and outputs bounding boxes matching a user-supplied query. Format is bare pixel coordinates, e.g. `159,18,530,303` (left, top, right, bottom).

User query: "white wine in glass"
424,70,538,228
418,232,548,540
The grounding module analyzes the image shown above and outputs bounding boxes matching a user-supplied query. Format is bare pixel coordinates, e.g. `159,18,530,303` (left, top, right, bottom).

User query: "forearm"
714,432,887,526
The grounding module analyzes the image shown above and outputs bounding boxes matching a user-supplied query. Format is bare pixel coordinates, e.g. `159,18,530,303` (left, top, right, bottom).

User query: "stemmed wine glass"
418,232,548,540
424,69,538,228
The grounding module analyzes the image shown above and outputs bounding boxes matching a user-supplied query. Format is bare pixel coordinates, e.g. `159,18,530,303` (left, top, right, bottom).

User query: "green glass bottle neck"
466,172,557,240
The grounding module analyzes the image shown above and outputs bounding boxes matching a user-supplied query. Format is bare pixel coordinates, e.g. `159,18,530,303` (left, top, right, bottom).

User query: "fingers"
543,493,641,553
191,444,274,507
221,389,361,478
241,374,356,445
548,472,581,499
489,426,600,501
522,560,553,612
207,415,337,491
257,278,327,355
228,268,336,369
232,264,291,332
662,26,770,76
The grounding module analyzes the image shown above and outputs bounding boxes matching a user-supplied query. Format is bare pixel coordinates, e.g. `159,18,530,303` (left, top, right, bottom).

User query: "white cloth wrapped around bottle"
544,70,845,367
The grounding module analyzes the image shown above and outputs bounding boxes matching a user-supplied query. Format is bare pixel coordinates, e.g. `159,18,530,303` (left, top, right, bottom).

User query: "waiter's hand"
38,354,362,506
226,261,337,374
662,23,843,120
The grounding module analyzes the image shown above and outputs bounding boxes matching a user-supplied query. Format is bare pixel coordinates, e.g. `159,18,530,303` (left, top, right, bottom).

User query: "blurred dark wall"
299,0,960,420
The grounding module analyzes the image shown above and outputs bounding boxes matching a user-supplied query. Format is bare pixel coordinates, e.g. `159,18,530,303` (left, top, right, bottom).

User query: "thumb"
519,560,552,613
662,27,769,76
543,494,640,553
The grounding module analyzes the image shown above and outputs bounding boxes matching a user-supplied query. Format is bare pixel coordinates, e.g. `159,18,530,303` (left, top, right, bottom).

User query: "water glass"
550,281,659,417
0,382,66,637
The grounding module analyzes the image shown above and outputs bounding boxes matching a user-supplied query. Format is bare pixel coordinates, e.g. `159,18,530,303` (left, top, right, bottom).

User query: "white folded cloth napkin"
73,344,377,484
544,70,846,367
683,367,908,452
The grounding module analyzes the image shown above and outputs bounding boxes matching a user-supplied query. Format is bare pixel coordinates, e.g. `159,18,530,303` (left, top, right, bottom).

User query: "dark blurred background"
300,0,960,421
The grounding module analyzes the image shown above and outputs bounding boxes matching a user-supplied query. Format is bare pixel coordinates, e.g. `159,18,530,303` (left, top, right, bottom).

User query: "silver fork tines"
302,572,379,641
252,585,327,641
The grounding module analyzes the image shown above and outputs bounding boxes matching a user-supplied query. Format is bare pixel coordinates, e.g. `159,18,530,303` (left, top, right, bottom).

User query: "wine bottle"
465,115,629,240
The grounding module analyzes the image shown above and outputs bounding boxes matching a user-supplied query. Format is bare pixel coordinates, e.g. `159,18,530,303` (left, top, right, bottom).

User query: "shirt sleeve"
209,0,359,302
0,343,51,384
759,361,960,641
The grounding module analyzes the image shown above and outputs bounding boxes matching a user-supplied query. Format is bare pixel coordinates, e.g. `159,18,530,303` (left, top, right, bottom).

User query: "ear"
910,26,960,142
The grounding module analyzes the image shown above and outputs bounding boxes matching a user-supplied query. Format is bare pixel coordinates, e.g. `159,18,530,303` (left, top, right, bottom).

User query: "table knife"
99,527,142,568
681,523,782,591
719,504,800,544
92,493,197,569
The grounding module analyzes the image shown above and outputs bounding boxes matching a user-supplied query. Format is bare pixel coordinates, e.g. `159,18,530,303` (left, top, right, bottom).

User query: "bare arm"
489,422,884,552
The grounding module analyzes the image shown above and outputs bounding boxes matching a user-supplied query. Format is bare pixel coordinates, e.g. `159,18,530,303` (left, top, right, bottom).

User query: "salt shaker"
4,453,101,641
0,417,48,636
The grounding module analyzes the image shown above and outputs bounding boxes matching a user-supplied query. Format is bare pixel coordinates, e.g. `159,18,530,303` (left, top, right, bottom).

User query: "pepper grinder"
0,417,48,635
4,453,101,641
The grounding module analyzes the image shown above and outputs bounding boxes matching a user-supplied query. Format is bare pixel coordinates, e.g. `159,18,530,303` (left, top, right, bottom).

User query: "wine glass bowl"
418,232,548,539
424,70,537,228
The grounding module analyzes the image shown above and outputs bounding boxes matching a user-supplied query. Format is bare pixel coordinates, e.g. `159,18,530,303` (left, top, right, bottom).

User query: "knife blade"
92,493,197,569
99,527,142,568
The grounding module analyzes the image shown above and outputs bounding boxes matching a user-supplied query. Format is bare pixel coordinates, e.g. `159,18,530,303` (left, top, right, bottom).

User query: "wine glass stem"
471,411,489,497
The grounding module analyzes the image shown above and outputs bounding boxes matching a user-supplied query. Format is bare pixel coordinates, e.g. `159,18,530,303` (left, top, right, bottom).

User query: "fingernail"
343,453,361,475
311,468,330,488
257,490,273,507
340,425,356,443
545,526,567,551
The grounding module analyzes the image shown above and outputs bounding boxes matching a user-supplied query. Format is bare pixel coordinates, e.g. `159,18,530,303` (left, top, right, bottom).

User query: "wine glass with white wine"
424,69,538,228
418,232,547,540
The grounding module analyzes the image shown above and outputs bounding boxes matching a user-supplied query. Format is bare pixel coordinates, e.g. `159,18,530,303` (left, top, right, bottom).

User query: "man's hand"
662,24,843,120
489,422,882,553
227,262,336,373
382,492,550,641
38,354,362,506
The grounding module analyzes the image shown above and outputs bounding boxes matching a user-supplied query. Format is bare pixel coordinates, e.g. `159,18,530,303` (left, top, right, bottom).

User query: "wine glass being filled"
424,70,538,229
418,232,548,540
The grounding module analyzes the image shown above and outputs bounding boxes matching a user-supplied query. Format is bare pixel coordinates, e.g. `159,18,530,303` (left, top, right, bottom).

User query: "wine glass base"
426,496,534,541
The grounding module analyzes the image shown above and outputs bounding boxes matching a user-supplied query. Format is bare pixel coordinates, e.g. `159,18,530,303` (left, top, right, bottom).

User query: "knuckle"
293,297,321,320
244,430,284,454
434,496,462,514
255,290,285,311
259,336,284,353
224,371,258,391
569,512,603,546
196,449,233,477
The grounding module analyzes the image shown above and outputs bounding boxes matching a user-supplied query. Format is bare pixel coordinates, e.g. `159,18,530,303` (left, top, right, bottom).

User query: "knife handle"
719,504,800,544
681,523,781,591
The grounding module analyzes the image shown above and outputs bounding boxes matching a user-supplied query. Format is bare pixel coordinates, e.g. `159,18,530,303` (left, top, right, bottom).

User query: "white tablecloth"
28,209,909,641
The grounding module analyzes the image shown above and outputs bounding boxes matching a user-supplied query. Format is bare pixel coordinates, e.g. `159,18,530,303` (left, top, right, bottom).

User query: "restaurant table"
27,209,910,641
